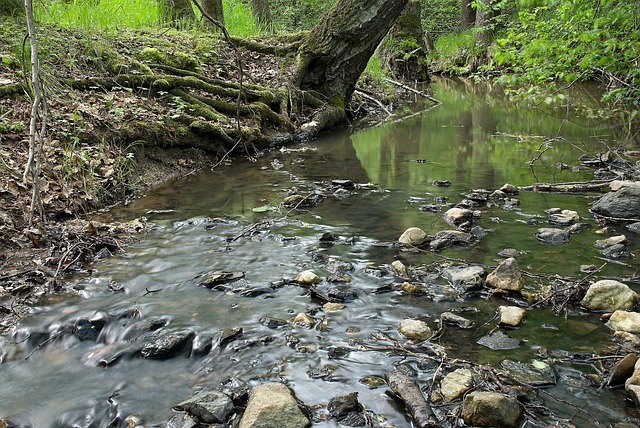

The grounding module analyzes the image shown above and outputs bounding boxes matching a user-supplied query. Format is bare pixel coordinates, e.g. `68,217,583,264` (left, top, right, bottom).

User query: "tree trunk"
158,0,195,26
250,0,272,30
202,0,224,28
382,0,430,81
472,0,497,69
294,0,409,108
461,0,476,31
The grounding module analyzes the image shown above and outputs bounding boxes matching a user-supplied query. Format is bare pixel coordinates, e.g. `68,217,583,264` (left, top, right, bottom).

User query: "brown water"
1,78,638,427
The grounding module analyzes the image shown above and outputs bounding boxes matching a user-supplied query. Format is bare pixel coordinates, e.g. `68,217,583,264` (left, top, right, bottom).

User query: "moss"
137,47,199,71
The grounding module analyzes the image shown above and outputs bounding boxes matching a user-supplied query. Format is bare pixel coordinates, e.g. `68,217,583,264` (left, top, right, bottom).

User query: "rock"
628,384,640,409
461,392,523,428
613,331,640,348
292,313,316,329
497,306,526,327
485,258,524,292
534,228,570,245
323,302,345,311
443,207,473,226
239,383,310,428
440,312,474,328
259,316,288,329
140,330,194,359
391,260,409,278
501,359,556,386
358,375,386,389
440,368,474,401
627,222,640,234
548,210,578,226
293,270,320,285
429,230,475,251
581,280,638,311
401,282,428,295
441,265,485,293
609,353,639,386
398,319,432,341
327,391,363,423
332,179,355,189
595,235,628,248
610,180,640,191
399,227,427,246
626,359,640,391
499,183,519,194
567,223,592,234
73,318,105,341
200,271,245,288
498,248,522,258
607,311,640,333
174,391,234,424
327,286,357,302
477,330,520,350
592,184,640,220
602,243,631,260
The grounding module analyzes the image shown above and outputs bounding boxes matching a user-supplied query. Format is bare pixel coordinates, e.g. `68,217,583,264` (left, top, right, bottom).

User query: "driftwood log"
385,370,438,427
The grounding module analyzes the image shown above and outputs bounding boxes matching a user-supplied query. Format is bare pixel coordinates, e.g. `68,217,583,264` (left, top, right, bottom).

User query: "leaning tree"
293,0,409,127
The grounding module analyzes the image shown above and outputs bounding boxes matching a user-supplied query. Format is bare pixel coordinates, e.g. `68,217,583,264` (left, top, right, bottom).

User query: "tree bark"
202,0,224,27
250,0,272,30
461,0,476,30
158,0,195,25
472,0,498,69
294,0,409,108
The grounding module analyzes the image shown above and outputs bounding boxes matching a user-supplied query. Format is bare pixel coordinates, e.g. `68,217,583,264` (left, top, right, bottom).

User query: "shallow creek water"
1,78,639,427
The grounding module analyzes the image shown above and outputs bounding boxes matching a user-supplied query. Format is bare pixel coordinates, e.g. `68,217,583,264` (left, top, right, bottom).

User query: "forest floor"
0,21,416,332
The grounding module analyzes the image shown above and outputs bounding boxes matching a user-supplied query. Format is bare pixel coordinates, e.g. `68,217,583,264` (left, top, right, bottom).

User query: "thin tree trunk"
158,0,195,26
472,0,497,69
250,0,271,30
461,0,476,30
294,0,409,107
202,0,224,28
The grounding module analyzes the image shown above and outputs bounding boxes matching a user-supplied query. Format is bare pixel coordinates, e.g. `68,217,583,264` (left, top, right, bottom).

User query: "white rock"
485,258,524,291
399,227,427,246
440,368,474,401
293,270,320,284
581,280,638,311
497,306,526,327
607,310,640,333
398,319,431,341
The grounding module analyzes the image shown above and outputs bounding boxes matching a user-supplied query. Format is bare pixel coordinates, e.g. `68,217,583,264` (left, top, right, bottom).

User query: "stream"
1,78,639,427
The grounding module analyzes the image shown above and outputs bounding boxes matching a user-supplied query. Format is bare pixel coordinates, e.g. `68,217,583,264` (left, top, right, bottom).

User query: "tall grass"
33,0,263,36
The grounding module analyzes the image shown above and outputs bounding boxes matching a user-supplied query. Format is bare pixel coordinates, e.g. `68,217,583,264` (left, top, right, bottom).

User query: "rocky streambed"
1,81,640,427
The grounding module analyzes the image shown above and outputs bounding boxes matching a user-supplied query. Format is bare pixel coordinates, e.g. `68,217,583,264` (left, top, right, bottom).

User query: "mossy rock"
137,47,199,71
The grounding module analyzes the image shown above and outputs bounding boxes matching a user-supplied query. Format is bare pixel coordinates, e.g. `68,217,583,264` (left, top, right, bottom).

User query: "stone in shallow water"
581,279,638,311
477,330,520,350
440,368,474,401
534,227,570,244
398,227,427,246
239,383,309,428
441,265,485,293
293,270,320,284
461,392,523,428
500,359,556,386
174,391,234,424
140,330,194,359
485,258,524,292
607,310,640,333
497,306,526,327
398,319,432,341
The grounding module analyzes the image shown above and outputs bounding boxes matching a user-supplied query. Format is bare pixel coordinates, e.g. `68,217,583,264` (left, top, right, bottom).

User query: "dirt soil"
0,21,407,333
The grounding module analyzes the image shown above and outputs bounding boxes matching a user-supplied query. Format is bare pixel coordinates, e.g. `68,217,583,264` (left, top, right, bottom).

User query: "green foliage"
421,0,460,35
223,0,260,37
492,0,640,105
430,30,474,74
268,0,334,32
34,0,159,29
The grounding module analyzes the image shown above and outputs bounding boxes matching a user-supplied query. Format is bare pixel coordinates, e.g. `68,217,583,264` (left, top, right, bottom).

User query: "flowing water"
1,78,639,427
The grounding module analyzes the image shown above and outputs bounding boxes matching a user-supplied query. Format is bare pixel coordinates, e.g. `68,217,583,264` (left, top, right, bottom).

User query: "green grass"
33,0,264,36
433,30,473,58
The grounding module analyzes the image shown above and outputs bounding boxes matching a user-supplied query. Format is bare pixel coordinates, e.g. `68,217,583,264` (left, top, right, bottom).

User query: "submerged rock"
595,235,628,248
399,227,428,246
327,391,364,426
440,368,474,401
581,280,638,311
398,319,432,341
239,383,310,428
485,258,524,292
440,312,474,329
429,230,475,251
501,359,556,386
602,243,631,260
534,228,570,245
461,392,523,428
174,391,234,424
477,330,520,350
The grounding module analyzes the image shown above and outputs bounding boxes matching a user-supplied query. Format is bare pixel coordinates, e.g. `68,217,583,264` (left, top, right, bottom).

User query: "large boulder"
581,280,638,311
461,391,523,428
239,383,310,428
607,311,640,333
485,258,524,292
592,182,640,220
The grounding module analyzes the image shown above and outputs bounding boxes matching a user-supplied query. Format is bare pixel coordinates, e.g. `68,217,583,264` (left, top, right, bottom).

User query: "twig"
354,89,391,117
383,77,441,105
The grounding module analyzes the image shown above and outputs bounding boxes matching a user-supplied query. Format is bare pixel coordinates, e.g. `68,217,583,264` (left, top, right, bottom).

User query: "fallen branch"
385,370,439,427
383,77,441,105
519,180,611,193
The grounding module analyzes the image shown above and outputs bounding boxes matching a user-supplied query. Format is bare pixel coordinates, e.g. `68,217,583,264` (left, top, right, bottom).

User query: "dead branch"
385,370,439,427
